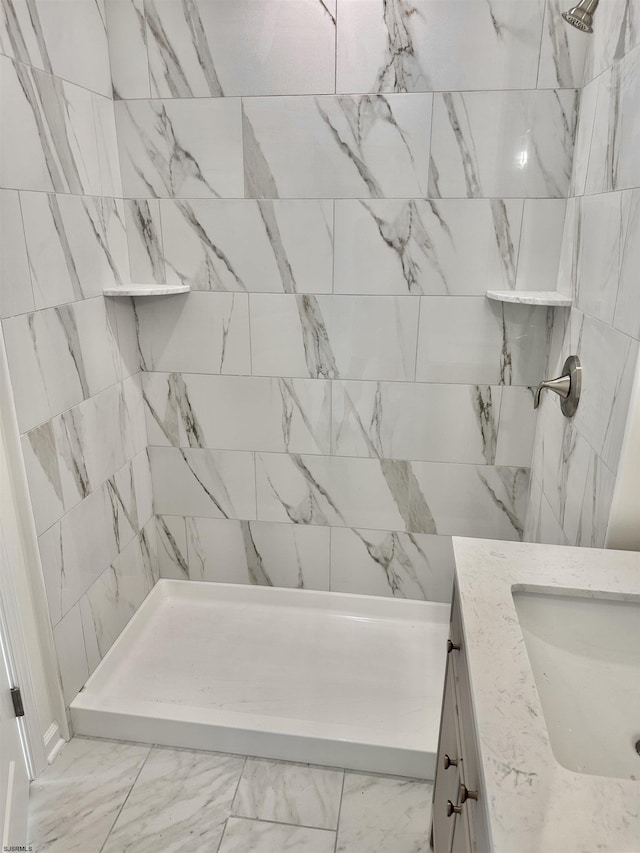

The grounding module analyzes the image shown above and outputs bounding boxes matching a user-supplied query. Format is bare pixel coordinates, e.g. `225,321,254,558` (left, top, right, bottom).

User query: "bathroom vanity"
430,538,640,853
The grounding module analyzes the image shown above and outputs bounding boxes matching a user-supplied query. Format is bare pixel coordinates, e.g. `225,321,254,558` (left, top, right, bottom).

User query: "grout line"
97,743,153,853
412,295,422,382
215,817,230,853
228,755,248,821
220,813,339,834
333,771,346,853
533,0,547,90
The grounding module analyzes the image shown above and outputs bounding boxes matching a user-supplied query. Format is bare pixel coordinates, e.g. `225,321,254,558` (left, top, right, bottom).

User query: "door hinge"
10,686,24,717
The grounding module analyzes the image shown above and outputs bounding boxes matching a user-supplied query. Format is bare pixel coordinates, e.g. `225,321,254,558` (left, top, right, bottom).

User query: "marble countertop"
452,537,640,853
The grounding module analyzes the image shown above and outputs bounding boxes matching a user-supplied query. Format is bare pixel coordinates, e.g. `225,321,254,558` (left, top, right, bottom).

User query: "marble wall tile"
523,472,543,543
0,189,34,318
415,297,552,386
428,89,578,198
232,758,342,829
105,0,150,99
150,446,256,520
44,482,120,625
249,294,420,381
337,0,545,93
183,517,330,589
21,420,66,535
146,0,336,98
583,0,640,84
1,56,102,194
52,603,89,706
537,0,588,88
103,747,245,853
81,522,157,660
555,197,578,296
586,45,640,194
143,373,330,455
37,451,151,629
569,75,598,197
514,199,567,291
79,595,101,676
125,199,166,284
329,527,454,602
219,817,335,853
156,515,189,579
109,457,144,545
2,296,121,433
132,449,154,528
410,461,529,540
575,191,631,324
255,452,529,539
531,398,616,547
20,192,129,308
48,379,143,516
331,380,503,464
333,199,524,296
37,521,65,627
613,189,640,339
495,387,537,467
28,738,151,853
161,199,334,294
93,93,124,197
27,0,110,95
132,292,251,374
115,98,244,198
571,310,639,473
0,0,48,68
242,95,431,199
0,0,111,95
335,772,432,853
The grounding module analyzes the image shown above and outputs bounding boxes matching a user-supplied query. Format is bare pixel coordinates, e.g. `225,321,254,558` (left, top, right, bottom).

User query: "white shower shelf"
103,283,191,296
486,290,572,306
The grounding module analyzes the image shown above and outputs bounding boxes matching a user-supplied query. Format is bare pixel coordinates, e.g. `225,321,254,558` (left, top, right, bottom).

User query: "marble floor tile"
28,737,150,853
233,758,343,830
218,817,336,853
103,746,245,853
335,772,432,853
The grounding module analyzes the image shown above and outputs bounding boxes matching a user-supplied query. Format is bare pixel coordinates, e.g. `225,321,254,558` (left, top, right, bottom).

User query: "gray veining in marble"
242,94,431,199
429,88,578,198
103,746,244,853
233,758,343,829
336,772,432,853
28,738,151,853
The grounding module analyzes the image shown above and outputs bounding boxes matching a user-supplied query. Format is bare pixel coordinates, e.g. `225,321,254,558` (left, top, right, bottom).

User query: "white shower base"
70,580,449,778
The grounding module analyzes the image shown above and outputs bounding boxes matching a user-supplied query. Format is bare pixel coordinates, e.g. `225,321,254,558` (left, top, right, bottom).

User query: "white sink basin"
512,588,640,780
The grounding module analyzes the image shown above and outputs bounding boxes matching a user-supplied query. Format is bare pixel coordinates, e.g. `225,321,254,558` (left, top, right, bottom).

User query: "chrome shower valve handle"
533,355,582,417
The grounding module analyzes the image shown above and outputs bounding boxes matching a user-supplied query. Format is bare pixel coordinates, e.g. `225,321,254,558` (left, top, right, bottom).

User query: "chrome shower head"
562,0,600,33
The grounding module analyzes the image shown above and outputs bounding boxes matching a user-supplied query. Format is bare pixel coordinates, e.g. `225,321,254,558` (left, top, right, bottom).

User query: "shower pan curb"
70,580,449,779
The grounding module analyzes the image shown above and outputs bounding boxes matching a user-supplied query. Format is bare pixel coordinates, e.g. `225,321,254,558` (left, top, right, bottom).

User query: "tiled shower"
1,0,638,746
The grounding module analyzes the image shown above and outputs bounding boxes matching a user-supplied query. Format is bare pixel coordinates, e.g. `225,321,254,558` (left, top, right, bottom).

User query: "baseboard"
44,722,66,764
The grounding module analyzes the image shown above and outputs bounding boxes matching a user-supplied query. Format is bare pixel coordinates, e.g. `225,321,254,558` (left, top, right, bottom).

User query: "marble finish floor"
28,737,433,853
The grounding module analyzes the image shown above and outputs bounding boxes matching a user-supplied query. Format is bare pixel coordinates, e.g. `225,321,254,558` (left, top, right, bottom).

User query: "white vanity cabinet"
430,587,490,853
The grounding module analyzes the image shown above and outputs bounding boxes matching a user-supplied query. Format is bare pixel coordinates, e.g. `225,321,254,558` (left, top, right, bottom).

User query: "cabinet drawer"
432,659,462,853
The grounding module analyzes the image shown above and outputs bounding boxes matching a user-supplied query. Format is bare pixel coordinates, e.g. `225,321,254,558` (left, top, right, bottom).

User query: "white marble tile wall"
103,0,587,606
0,5,157,712
525,11,640,548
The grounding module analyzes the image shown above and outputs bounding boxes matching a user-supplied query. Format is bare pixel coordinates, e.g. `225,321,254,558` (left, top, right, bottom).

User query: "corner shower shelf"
103,283,191,297
486,290,572,307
